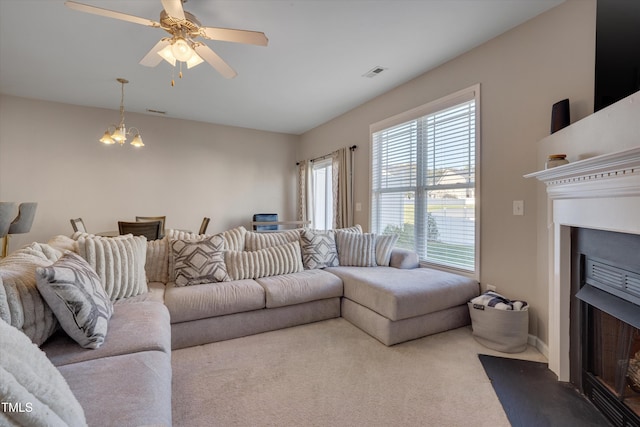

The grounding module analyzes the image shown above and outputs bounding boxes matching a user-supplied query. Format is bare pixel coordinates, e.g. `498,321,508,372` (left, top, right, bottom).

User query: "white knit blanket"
0,243,61,345
0,319,87,426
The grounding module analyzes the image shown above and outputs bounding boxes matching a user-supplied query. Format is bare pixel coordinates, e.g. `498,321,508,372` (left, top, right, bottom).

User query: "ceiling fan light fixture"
158,44,177,66
186,52,204,69
171,37,193,62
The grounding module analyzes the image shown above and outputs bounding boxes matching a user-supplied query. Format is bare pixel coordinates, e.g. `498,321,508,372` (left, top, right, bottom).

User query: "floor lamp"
0,202,37,258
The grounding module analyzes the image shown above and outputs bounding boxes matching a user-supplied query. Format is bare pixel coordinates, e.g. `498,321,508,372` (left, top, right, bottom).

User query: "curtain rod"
296,145,357,166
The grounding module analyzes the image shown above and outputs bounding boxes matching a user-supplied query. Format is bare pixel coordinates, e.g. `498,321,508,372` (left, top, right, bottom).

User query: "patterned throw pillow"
335,231,377,267
299,229,339,270
225,241,304,280
35,252,113,349
171,235,230,286
375,234,399,266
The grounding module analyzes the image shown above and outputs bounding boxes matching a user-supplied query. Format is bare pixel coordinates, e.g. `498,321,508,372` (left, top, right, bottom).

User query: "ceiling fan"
64,0,268,79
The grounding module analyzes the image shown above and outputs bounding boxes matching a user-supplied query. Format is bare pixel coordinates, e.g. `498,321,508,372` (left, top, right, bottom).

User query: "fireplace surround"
526,146,640,379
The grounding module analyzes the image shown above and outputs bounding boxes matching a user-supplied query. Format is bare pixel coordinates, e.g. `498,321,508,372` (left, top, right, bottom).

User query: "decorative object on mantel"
545,154,569,169
99,78,144,147
550,98,570,134
0,202,37,258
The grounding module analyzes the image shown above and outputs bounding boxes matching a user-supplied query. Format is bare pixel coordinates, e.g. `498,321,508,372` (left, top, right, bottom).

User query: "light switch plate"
513,200,524,216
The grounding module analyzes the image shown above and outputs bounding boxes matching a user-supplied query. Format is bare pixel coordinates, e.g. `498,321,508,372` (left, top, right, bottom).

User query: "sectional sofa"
0,225,479,426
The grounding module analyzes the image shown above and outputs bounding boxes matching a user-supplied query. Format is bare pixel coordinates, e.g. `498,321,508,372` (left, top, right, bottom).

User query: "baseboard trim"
527,334,549,360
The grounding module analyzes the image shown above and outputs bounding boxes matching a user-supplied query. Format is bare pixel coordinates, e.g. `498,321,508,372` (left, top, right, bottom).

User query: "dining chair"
118,220,162,241
199,217,210,235
136,216,166,237
70,218,87,233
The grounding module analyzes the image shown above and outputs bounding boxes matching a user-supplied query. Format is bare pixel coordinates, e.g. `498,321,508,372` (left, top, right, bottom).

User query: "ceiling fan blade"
64,1,159,27
139,40,170,67
193,45,237,79
161,0,185,20
202,27,268,46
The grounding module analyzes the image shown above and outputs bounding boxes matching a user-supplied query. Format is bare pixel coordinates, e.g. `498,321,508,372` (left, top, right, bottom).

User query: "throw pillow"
244,229,301,251
76,234,148,301
299,229,339,270
36,252,113,349
225,241,304,280
375,234,399,266
146,236,170,283
171,235,230,286
0,242,62,345
335,231,377,267
0,318,87,426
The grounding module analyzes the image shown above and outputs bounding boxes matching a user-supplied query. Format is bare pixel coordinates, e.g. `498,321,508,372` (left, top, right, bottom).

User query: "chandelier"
99,78,144,147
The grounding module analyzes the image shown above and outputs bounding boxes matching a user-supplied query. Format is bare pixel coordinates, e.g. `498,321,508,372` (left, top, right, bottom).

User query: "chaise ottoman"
326,266,479,345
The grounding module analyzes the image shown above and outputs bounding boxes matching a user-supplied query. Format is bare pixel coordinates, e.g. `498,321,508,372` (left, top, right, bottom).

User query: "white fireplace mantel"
525,146,640,381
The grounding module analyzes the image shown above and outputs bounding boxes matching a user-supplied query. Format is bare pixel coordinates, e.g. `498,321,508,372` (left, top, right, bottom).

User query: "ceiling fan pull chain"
179,62,183,79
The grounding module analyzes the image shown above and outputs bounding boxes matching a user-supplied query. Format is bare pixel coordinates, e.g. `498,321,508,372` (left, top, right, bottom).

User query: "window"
311,158,333,230
371,85,479,277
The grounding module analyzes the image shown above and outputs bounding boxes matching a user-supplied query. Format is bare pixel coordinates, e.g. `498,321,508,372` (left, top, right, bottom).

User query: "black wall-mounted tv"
594,0,640,112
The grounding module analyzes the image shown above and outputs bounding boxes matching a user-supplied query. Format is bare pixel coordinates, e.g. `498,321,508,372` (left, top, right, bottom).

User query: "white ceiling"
0,0,564,135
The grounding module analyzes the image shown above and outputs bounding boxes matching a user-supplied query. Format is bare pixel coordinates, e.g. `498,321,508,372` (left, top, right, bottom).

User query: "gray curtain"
296,160,312,223
331,148,353,229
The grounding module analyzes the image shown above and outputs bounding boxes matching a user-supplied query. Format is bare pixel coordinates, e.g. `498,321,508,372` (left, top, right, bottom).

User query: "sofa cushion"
336,231,376,267
244,229,301,251
0,242,61,345
171,235,230,286
326,266,479,321
35,252,113,349
112,281,165,304
164,280,265,323
57,350,172,427
0,318,87,427
255,269,344,308
42,301,171,367
225,241,304,281
76,234,148,300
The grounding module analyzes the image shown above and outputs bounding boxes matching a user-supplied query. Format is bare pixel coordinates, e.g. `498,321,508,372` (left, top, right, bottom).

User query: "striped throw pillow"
336,231,376,267
375,234,399,266
225,241,304,280
244,229,301,251
76,234,148,301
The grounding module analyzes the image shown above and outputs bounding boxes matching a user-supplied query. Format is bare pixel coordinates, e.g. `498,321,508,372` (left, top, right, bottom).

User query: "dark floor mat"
479,354,611,427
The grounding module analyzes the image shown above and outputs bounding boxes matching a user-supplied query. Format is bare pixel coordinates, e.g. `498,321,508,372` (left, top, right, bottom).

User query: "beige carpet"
172,318,546,427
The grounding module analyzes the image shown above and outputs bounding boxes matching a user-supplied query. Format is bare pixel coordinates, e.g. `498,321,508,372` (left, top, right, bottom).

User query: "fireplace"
571,227,640,426
526,146,640,421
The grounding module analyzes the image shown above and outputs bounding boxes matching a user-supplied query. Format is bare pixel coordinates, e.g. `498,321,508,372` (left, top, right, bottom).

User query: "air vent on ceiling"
146,109,166,115
362,66,387,78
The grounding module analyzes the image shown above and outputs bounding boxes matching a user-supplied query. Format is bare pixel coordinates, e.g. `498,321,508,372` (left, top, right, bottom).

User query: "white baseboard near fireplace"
525,146,640,381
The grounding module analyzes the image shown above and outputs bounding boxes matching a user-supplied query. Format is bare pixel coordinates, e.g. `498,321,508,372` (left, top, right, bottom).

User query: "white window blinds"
371,85,479,275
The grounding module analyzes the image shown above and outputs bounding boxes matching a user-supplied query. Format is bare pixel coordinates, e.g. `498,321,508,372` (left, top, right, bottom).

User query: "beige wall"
0,95,299,251
298,0,598,345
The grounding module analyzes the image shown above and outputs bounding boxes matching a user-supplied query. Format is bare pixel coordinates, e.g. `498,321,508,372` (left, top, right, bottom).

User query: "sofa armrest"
389,248,419,269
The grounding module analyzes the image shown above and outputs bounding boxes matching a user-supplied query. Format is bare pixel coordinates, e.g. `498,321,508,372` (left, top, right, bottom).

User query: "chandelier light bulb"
131,133,144,147
171,38,193,62
99,130,116,145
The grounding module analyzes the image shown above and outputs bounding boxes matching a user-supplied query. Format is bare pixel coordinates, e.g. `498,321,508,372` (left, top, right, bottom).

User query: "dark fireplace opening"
571,228,640,427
